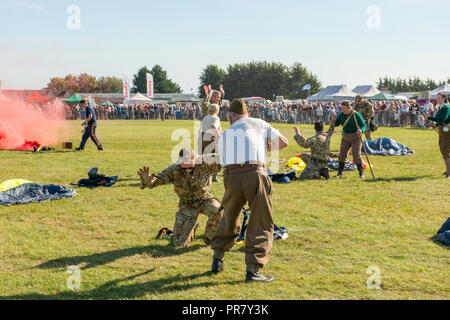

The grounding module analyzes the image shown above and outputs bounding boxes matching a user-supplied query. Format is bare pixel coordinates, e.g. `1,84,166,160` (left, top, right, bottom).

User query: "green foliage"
46,74,123,95
131,66,152,94
98,76,123,94
199,61,322,100
376,76,450,93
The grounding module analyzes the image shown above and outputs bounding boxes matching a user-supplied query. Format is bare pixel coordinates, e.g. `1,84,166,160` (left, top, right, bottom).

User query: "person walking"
425,92,450,179
334,101,366,179
75,100,103,151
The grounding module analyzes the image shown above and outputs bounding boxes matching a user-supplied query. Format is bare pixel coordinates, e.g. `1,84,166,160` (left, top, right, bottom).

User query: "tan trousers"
439,126,450,160
339,132,363,164
211,169,274,267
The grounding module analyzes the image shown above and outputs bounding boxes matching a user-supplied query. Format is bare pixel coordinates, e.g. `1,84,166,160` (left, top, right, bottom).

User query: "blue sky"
0,0,449,93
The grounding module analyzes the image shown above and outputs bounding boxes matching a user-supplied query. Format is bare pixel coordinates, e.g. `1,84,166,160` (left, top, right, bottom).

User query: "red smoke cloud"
0,95,70,151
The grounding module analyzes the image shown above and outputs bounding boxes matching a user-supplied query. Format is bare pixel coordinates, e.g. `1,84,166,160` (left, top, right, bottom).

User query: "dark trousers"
79,123,103,150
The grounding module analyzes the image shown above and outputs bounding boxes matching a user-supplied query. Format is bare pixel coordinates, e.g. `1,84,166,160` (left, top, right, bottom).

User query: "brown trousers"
211,169,273,267
439,126,450,160
339,132,363,164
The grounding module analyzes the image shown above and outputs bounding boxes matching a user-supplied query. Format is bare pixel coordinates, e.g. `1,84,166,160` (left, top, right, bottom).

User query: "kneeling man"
138,148,223,247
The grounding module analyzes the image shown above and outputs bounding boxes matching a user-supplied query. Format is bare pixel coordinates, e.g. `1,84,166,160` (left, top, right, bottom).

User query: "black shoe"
98,148,104,151
74,147,83,151
211,258,224,274
245,272,275,283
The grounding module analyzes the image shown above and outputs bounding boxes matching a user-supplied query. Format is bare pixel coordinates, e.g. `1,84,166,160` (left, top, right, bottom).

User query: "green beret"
229,99,247,115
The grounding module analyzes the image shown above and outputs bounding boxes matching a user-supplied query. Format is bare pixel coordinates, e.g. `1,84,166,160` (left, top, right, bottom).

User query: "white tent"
307,85,357,102
124,92,153,104
430,83,450,99
352,85,380,97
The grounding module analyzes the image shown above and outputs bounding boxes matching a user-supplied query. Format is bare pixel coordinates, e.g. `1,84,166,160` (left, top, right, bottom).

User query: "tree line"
376,76,450,93
44,63,449,99
198,61,322,100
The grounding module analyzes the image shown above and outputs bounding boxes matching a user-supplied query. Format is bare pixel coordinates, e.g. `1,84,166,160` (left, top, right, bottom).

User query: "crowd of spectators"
65,98,442,128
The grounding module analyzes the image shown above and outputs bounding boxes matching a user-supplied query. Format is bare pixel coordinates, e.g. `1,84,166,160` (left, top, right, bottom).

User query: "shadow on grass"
0,270,239,300
36,243,204,270
364,175,433,183
115,183,141,188
429,236,450,250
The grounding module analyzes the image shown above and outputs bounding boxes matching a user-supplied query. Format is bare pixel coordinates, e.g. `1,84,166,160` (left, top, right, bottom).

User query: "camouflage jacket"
354,100,374,120
294,124,335,163
147,156,222,204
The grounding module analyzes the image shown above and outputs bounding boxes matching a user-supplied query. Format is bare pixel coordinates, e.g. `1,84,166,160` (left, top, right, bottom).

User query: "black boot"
319,168,330,180
245,264,274,283
356,163,365,179
337,162,345,178
211,258,224,274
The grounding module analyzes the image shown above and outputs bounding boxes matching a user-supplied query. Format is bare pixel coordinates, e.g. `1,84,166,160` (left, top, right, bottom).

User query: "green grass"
0,120,448,300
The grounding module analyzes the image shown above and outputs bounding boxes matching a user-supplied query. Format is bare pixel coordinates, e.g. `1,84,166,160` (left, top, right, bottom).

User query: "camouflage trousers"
299,153,328,180
173,197,223,247
364,119,372,140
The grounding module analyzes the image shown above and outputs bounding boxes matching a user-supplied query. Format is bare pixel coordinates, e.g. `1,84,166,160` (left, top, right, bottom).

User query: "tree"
150,65,182,94
98,76,123,93
376,76,448,93
77,73,99,93
132,65,182,94
46,77,67,96
211,61,321,100
131,66,151,94
287,62,322,99
198,64,226,98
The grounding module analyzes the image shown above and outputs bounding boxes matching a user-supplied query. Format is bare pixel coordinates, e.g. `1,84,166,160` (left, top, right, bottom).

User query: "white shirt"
218,118,282,166
200,115,221,132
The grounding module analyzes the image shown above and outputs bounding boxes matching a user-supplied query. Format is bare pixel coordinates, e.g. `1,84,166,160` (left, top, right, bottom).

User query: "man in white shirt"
210,99,289,283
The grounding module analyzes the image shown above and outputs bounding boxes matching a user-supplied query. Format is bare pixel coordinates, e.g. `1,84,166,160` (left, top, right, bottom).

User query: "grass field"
0,120,448,300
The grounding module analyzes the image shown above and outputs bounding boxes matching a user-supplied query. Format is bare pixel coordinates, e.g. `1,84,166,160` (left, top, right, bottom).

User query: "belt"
225,162,265,175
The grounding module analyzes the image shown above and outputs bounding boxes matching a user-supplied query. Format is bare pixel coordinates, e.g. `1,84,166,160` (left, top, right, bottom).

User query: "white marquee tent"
124,92,153,105
307,85,357,102
430,83,450,99
352,85,380,97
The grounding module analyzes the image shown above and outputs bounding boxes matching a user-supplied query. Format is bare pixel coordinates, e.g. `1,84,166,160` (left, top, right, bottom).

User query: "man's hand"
219,84,225,97
137,166,155,189
293,126,300,135
356,129,363,137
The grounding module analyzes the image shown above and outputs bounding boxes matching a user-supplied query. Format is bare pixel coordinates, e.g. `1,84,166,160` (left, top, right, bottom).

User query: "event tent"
430,83,450,99
368,92,408,101
124,93,153,104
352,85,380,97
307,85,357,102
63,94,84,104
101,100,115,106
24,91,50,103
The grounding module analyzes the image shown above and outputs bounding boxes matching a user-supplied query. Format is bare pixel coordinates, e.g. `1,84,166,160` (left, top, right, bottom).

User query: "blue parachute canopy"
0,180,76,206
362,138,414,156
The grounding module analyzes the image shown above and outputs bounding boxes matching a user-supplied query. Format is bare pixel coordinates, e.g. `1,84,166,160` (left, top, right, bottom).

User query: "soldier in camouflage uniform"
201,85,225,120
137,148,223,247
354,95,374,140
159,104,166,121
293,113,336,180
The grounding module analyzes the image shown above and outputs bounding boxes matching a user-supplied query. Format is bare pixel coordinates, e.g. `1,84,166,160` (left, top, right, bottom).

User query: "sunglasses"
181,166,194,171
